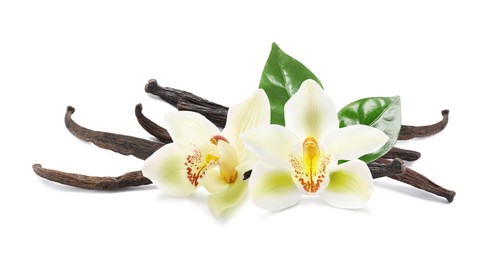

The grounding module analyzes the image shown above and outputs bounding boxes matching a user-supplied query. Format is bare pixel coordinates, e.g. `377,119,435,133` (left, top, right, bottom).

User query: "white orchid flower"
242,80,389,211
143,89,270,217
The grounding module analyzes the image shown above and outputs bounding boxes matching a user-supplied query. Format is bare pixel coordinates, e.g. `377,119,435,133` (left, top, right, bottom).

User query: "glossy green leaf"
259,43,322,125
338,96,401,163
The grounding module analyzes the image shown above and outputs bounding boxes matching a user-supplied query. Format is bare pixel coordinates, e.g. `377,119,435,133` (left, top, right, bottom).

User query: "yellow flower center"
303,136,320,166
290,136,331,193
221,169,238,184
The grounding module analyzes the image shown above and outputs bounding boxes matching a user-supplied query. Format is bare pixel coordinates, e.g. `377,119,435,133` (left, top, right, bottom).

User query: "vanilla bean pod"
145,79,228,127
391,168,456,202
381,147,421,161
135,103,172,143
33,164,151,190
399,110,449,140
376,159,456,202
65,106,163,160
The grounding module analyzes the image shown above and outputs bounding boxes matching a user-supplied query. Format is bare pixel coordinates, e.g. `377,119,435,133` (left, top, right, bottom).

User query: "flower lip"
184,145,219,187
290,136,331,194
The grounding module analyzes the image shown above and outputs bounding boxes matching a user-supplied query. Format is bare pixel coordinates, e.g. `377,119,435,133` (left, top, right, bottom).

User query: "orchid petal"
222,89,271,162
163,111,220,149
320,160,374,209
142,143,195,197
207,178,248,218
242,125,299,167
284,79,338,139
201,167,228,193
249,163,302,211
217,140,239,183
235,159,257,177
324,125,389,161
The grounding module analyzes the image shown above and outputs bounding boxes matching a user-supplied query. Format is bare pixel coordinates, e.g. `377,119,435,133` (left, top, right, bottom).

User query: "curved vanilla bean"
65,106,163,160
33,164,151,190
399,110,449,140
135,103,172,143
145,79,228,127
382,147,421,161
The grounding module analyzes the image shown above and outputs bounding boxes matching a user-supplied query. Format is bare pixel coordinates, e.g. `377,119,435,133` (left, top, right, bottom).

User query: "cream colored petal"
217,140,239,183
196,139,221,162
142,143,195,197
163,111,220,149
235,159,257,178
222,89,271,162
201,167,228,193
324,125,389,161
320,160,374,209
284,79,338,139
249,163,302,211
241,125,299,167
207,178,248,218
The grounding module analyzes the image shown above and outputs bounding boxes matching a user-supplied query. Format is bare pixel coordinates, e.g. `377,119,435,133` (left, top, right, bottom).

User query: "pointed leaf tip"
259,44,322,126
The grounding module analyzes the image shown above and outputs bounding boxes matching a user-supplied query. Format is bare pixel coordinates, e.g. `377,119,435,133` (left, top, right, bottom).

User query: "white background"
1,0,493,259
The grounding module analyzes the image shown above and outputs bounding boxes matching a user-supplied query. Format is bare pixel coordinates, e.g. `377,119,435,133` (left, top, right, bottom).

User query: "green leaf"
259,42,322,125
338,96,401,163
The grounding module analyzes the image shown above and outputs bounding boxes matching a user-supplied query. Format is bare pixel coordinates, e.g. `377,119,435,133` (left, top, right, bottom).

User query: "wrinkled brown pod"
388,166,456,202
145,79,228,128
375,158,456,202
135,103,172,144
65,106,163,160
399,110,449,140
33,164,151,190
